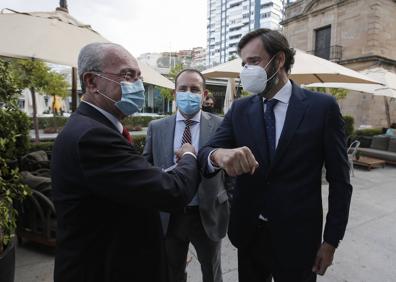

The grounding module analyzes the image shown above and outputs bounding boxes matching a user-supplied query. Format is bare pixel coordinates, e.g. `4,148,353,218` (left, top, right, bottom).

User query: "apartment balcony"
308,45,343,62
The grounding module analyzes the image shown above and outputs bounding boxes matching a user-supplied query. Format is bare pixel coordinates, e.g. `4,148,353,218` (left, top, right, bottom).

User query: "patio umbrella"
0,5,109,142
202,49,380,84
0,8,108,67
223,78,236,114
305,68,396,126
138,61,174,90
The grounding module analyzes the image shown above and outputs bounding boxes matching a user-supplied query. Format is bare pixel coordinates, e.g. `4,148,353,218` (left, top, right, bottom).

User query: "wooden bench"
353,156,386,170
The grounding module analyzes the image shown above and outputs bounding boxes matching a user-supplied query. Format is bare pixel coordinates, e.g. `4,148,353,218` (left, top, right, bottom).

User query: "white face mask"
239,55,278,94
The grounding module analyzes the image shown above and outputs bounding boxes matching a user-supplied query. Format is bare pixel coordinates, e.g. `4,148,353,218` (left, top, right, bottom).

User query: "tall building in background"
207,0,292,66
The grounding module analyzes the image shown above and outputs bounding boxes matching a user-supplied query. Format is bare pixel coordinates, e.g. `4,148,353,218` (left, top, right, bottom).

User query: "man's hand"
175,143,196,162
312,242,336,275
211,147,259,176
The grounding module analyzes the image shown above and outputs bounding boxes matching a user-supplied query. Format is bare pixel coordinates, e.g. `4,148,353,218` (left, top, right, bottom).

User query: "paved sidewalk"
15,166,396,282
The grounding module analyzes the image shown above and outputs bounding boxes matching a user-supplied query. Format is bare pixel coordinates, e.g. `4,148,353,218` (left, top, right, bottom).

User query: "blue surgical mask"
96,75,145,116
176,91,202,116
115,80,145,116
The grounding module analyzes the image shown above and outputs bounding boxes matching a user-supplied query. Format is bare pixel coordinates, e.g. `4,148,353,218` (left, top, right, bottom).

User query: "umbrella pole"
71,67,77,112
384,96,391,128
30,87,40,144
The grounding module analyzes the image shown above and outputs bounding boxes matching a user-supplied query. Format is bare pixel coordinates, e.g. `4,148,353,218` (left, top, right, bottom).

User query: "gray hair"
78,42,123,91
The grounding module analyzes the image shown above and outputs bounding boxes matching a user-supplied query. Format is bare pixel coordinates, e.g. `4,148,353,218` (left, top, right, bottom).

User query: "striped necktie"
181,119,195,146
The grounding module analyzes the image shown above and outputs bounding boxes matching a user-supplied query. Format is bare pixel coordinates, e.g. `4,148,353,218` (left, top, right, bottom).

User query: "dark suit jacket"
143,112,230,241
51,102,199,282
198,81,352,269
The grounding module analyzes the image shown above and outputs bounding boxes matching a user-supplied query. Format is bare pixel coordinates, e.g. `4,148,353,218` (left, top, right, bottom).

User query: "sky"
1,0,208,57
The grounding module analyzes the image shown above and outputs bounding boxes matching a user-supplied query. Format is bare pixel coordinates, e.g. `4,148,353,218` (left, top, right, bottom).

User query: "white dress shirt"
174,110,201,206
207,80,292,175
82,101,123,134
263,79,292,148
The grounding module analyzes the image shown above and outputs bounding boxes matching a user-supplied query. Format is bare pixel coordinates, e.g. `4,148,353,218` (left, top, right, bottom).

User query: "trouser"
165,207,223,282
238,219,317,282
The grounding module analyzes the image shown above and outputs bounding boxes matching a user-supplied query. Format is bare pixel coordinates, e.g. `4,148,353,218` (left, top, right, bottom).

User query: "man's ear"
277,52,286,70
83,73,97,93
203,90,208,100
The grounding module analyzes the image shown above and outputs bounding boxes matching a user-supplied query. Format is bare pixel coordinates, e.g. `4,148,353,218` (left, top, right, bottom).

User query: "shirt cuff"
207,149,221,173
182,152,197,159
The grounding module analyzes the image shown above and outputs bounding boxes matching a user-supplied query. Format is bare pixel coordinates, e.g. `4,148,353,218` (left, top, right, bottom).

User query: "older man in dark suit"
198,29,352,282
51,42,199,282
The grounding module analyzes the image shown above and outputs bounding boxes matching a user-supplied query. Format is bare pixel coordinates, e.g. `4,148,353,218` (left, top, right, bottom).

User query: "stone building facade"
281,0,396,128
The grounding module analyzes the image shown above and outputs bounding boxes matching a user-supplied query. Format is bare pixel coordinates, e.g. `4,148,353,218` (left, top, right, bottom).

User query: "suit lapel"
159,116,176,166
199,111,214,150
248,95,270,170
77,102,119,133
271,82,308,170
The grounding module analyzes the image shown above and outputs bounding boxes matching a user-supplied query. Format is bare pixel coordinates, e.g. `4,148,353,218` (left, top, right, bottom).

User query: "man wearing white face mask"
143,69,231,282
52,43,200,282
198,29,352,282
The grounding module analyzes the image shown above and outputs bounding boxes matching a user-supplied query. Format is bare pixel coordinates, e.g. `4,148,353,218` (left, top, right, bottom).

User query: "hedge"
30,115,164,130
343,115,354,137
28,136,147,155
354,128,383,137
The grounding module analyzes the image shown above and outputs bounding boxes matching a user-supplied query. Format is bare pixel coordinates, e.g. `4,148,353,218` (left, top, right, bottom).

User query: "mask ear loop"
95,89,117,103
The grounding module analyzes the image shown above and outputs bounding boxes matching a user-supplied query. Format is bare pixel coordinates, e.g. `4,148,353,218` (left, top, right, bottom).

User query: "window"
315,25,331,60
230,2,242,8
261,3,273,9
229,26,241,32
229,34,242,40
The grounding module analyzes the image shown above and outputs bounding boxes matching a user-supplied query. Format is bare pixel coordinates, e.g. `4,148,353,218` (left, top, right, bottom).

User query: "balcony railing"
308,45,343,62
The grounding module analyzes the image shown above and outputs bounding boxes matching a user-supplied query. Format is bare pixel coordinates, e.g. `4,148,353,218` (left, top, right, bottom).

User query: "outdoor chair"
20,150,50,173
17,171,56,248
347,140,361,176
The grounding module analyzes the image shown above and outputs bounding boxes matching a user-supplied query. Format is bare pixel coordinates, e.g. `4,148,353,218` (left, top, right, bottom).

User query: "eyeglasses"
94,71,142,82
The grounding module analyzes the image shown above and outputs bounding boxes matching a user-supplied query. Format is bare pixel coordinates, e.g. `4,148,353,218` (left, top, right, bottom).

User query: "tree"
168,63,184,82
0,59,30,255
45,71,68,115
10,59,69,143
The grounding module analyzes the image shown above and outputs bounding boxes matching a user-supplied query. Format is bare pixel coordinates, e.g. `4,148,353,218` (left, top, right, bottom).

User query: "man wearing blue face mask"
51,43,200,282
198,29,352,282
143,69,231,282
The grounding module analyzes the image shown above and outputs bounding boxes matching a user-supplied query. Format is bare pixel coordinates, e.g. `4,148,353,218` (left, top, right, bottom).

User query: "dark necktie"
181,119,195,146
122,127,132,143
264,99,279,161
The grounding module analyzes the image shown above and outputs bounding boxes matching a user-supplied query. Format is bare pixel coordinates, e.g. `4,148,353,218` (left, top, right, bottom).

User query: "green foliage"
168,63,184,82
0,109,31,159
28,141,54,153
355,128,383,137
10,59,49,93
307,87,348,101
10,58,69,114
123,116,163,128
132,135,146,155
0,60,20,102
46,71,69,98
343,115,354,137
30,116,69,129
0,59,30,253
240,90,250,97
157,86,174,101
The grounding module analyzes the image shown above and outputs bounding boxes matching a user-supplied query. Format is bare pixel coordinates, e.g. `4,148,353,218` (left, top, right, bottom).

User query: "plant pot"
0,238,16,282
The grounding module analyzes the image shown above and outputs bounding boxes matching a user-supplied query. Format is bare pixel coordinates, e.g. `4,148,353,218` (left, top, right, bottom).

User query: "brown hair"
237,28,295,73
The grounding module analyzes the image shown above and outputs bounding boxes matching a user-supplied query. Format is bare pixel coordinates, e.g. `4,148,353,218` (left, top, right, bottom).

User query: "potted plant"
0,58,31,282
